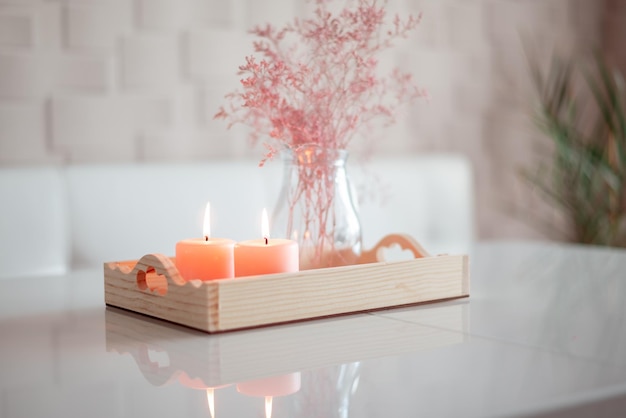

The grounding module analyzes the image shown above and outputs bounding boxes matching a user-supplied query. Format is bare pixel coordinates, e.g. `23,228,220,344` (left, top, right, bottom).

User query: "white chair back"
1,155,474,274
65,162,281,267
0,167,69,278
352,155,474,255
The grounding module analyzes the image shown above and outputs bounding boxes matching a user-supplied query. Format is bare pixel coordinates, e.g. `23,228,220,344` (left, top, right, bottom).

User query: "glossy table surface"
1,241,626,418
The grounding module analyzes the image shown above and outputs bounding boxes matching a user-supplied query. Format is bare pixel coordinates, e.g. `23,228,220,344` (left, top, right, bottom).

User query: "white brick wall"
120,34,179,91
0,0,614,241
65,1,132,50
137,0,190,31
55,54,114,92
0,52,50,98
0,5,36,48
0,103,48,162
185,28,249,79
245,0,296,28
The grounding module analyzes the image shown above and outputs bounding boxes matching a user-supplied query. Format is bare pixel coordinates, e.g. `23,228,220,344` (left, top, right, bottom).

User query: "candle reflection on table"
207,388,215,418
237,373,302,418
266,396,272,418
177,372,231,418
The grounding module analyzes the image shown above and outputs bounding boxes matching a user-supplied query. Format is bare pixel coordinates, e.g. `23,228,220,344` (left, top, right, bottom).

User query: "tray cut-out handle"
358,233,430,264
133,254,186,296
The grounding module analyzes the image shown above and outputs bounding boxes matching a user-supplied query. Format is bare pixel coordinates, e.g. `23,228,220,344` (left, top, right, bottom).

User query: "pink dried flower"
215,0,426,163
215,0,427,268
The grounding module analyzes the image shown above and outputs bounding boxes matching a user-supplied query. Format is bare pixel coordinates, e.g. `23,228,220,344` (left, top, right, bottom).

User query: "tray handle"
133,254,186,296
358,233,430,264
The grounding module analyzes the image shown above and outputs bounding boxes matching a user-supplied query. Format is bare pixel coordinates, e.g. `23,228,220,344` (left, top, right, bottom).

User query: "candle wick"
205,236,208,242
265,237,268,245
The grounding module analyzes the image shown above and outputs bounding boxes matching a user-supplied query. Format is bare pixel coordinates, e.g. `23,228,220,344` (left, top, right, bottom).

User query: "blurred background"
0,0,624,242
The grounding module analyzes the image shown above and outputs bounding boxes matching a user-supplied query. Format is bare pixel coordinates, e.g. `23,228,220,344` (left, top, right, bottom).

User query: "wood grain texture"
103,234,469,333
104,253,218,331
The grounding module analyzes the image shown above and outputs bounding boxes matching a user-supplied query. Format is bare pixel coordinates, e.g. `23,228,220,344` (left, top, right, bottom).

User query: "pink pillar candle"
176,238,235,281
175,202,235,281
235,238,299,277
235,209,299,277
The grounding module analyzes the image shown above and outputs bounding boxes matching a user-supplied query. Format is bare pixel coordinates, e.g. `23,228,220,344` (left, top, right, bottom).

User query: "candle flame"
206,388,215,418
203,202,211,239
265,396,272,418
262,208,269,243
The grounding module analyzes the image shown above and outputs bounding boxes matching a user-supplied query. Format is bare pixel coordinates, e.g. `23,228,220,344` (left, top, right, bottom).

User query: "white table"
1,242,625,418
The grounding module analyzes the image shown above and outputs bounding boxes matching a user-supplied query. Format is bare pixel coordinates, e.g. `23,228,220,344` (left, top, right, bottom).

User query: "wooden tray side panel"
104,264,217,332
214,255,468,331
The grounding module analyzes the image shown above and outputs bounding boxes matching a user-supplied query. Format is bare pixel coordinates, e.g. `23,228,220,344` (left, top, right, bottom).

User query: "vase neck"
281,147,348,167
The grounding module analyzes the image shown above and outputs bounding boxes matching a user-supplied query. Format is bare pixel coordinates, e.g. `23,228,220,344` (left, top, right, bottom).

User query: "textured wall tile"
126,95,173,131
55,55,113,92
51,95,132,148
446,1,487,51
406,49,455,93
169,85,198,127
189,0,237,28
407,102,450,153
374,117,415,154
405,50,456,138
483,109,539,213
453,50,492,112
137,0,190,31
406,0,448,49
0,103,46,162
245,0,296,28
184,29,247,79
489,45,534,110
0,6,35,48
141,130,224,160
120,35,179,91
37,2,63,50
485,1,570,50
0,53,50,98
199,76,240,125
0,3,62,50
605,16,626,44
65,0,132,50
605,14,626,68
446,115,485,158
569,0,603,45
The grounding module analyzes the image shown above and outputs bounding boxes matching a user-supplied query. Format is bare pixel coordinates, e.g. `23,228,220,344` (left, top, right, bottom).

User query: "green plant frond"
590,158,621,192
586,57,626,168
522,47,626,247
525,50,545,95
583,63,616,129
554,60,573,116
541,56,571,117
595,54,626,134
606,68,626,168
522,167,577,214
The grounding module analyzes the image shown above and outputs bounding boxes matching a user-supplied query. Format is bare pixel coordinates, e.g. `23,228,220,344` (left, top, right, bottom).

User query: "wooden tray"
104,234,469,333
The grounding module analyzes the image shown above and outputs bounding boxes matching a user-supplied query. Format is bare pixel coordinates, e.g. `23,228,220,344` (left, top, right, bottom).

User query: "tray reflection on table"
105,300,468,389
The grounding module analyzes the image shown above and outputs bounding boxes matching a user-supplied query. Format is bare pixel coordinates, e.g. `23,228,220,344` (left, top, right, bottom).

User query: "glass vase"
271,146,362,270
